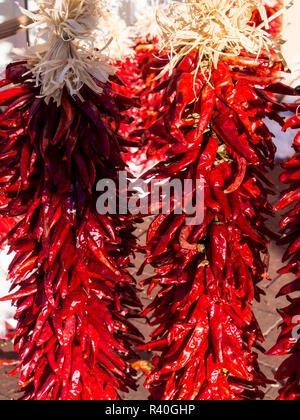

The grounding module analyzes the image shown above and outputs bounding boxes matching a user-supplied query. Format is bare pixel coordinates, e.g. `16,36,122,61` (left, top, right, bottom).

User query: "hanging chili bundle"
111,1,169,175
136,0,294,400
0,0,143,400
267,108,300,400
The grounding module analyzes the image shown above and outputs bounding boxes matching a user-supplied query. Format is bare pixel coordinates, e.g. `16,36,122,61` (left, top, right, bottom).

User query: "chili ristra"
0,58,143,399
137,44,295,399
267,117,300,400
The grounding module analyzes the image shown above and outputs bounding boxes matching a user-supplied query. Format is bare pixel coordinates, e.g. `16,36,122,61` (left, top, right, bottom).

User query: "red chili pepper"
176,49,199,72
174,72,203,123
210,223,227,273
224,157,247,194
283,114,300,132
195,85,216,137
213,114,259,165
0,283,38,302
210,168,232,220
274,188,300,211
179,224,198,251
0,86,32,106
197,136,219,176
152,215,186,257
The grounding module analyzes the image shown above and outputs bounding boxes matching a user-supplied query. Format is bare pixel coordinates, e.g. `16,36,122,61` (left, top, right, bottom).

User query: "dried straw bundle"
135,0,168,41
157,0,284,77
17,0,116,105
97,13,136,62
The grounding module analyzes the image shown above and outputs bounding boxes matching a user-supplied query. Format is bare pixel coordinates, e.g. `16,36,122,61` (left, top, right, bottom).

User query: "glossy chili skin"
138,49,294,400
0,61,143,400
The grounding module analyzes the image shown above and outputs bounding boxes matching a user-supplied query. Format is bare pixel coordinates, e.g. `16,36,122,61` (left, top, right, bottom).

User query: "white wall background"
112,0,168,25
0,0,27,68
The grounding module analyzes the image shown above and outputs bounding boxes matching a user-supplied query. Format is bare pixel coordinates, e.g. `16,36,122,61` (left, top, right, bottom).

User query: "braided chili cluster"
137,51,295,400
268,111,300,400
0,61,143,400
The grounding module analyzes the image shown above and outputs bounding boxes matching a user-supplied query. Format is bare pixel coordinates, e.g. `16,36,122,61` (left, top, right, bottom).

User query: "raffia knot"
16,0,115,105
